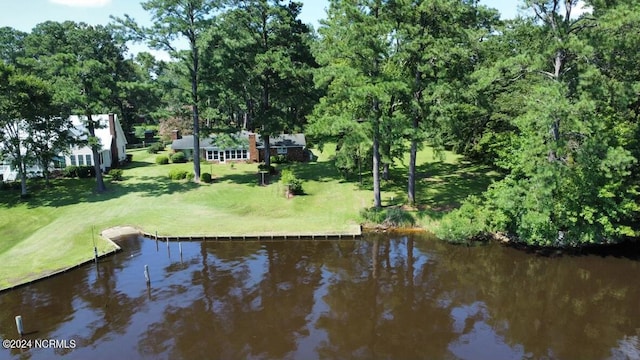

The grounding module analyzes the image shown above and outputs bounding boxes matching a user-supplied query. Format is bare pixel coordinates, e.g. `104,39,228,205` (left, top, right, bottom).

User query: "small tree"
280,168,303,196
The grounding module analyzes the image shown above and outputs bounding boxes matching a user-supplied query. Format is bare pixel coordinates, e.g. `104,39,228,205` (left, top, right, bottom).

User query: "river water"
1,234,639,360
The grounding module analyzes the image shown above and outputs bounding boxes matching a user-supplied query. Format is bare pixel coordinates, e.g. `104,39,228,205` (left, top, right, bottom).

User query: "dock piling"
15,316,23,336
144,265,150,284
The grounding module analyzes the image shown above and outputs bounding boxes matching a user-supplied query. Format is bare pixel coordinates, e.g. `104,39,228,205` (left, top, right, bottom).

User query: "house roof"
69,114,127,151
256,133,306,149
171,132,306,151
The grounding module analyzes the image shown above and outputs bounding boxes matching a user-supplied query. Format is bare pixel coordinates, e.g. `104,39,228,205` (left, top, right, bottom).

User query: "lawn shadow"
362,160,502,212
120,176,200,197
121,160,150,170
0,173,203,208
213,171,260,186
285,160,347,183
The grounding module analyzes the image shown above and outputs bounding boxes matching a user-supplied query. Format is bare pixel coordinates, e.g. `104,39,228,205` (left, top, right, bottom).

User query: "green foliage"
360,207,387,224
270,155,288,164
155,155,169,165
170,151,187,163
63,166,95,179
147,142,165,154
77,166,95,179
360,207,416,228
168,169,189,180
201,172,212,183
186,172,195,182
109,169,123,181
63,166,79,178
0,181,21,191
280,169,303,195
434,196,490,244
258,163,276,175
384,208,416,228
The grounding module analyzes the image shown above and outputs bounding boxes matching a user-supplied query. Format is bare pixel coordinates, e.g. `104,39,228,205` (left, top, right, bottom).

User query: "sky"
0,0,521,59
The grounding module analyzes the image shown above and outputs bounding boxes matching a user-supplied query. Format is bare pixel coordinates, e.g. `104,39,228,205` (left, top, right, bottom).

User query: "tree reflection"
137,241,325,359
1,236,639,359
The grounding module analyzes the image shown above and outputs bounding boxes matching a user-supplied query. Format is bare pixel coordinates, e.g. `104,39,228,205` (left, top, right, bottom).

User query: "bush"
168,169,189,180
434,196,489,244
186,172,195,181
109,169,123,181
258,163,276,175
147,142,165,154
201,172,212,183
360,207,416,228
360,207,387,224
384,208,416,227
171,151,187,163
280,169,303,195
63,166,79,178
156,155,169,165
270,154,288,164
0,181,21,191
77,166,95,178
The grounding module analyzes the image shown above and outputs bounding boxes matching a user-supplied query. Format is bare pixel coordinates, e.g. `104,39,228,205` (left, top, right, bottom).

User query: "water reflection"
1,235,639,359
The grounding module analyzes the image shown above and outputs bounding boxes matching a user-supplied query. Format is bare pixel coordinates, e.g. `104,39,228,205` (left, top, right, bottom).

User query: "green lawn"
0,144,499,290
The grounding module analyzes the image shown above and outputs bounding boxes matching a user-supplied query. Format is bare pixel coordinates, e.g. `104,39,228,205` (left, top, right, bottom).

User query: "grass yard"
0,143,499,290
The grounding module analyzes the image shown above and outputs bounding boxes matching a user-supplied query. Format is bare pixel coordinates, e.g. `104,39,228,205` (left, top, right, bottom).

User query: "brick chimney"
108,113,118,168
171,130,182,140
249,133,259,162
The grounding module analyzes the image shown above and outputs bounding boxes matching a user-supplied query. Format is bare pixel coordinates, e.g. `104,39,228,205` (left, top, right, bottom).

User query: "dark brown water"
1,234,639,360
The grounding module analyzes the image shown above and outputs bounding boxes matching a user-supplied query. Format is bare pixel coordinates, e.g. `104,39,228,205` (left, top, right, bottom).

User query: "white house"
1,113,127,182
65,114,128,172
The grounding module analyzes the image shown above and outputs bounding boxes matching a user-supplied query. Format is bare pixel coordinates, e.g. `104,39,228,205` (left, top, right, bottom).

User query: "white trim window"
85,154,92,166
277,147,287,154
78,155,84,166
70,155,77,166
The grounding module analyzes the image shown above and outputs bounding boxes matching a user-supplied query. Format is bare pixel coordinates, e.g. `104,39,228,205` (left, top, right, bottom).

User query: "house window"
225,150,231,160
70,155,77,166
78,155,84,166
206,150,214,161
213,151,219,160
242,149,248,159
85,154,92,166
277,147,287,154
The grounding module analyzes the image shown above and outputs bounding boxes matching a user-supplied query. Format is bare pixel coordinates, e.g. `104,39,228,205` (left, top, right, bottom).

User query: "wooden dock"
139,226,362,242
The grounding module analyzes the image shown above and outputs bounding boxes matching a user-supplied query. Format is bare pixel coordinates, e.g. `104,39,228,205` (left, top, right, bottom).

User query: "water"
1,234,639,359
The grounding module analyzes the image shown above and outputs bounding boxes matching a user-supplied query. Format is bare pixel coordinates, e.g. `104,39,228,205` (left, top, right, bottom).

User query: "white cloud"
49,0,111,7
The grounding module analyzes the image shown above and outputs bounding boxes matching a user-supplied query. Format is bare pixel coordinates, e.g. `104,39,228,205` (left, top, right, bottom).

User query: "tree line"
1,0,638,246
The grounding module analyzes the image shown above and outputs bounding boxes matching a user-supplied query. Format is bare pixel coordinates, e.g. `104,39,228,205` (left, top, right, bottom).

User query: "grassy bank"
0,144,499,290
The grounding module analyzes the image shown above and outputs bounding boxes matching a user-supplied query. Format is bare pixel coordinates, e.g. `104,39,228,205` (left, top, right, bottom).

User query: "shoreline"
0,224,365,293
0,230,124,294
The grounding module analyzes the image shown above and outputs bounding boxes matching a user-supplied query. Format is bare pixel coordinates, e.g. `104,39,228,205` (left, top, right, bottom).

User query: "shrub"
258,163,276,175
270,154,288,164
77,166,95,178
360,207,387,224
109,169,123,181
171,151,187,163
201,172,212,183
0,181,21,191
280,169,303,195
156,155,169,165
168,169,189,180
63,166,79,178
147,142,165,154
384,208,416,227
434,196,489,244
186,172,195,181
360,207,416,228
